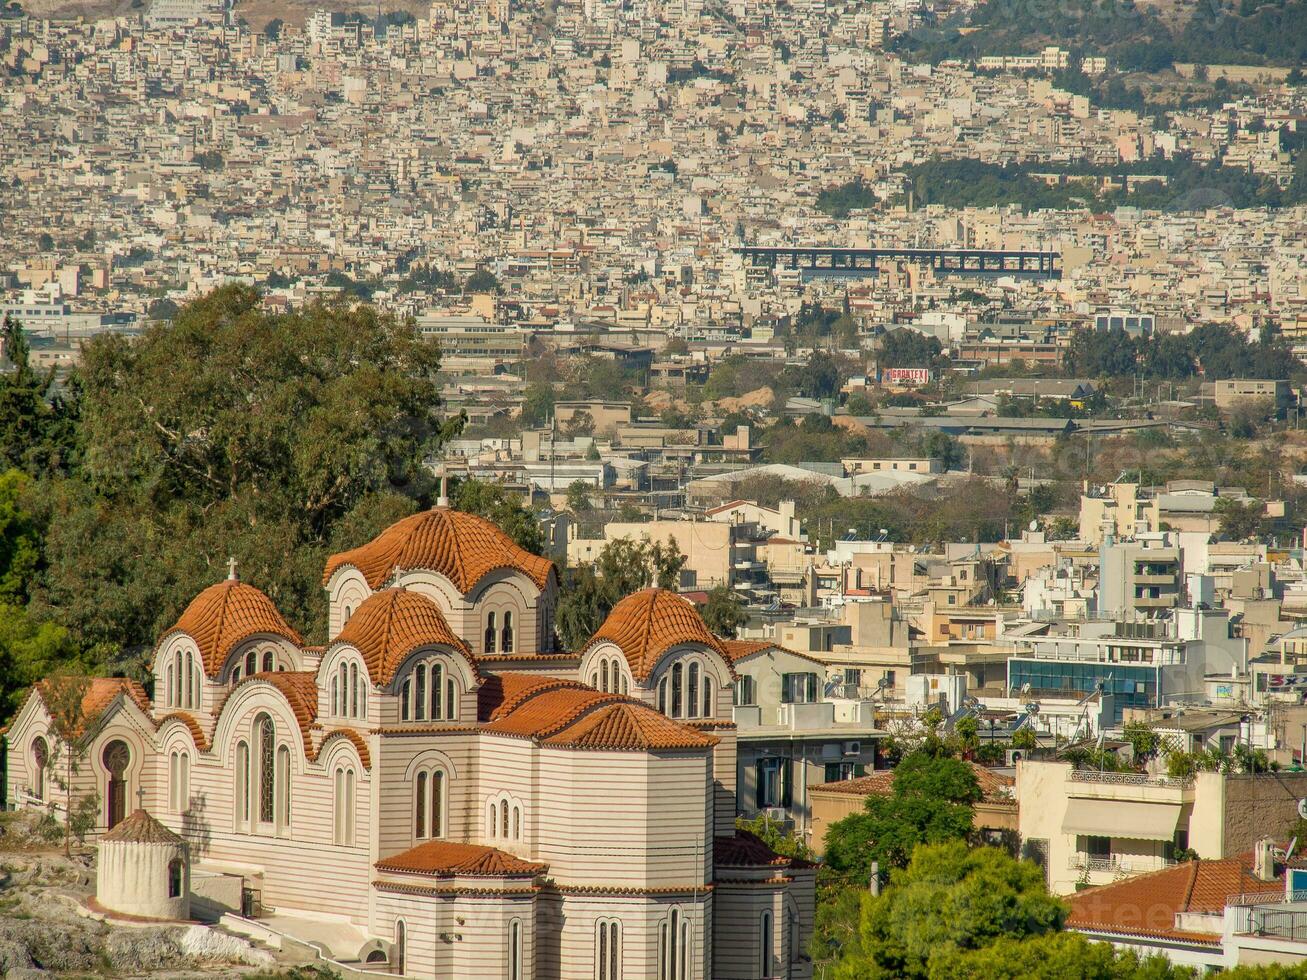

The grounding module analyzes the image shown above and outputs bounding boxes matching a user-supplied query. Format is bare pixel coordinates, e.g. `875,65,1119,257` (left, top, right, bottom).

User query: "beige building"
568,519,745,590
6,509,814,979
1079,483,1160,546
1017,759,1307,896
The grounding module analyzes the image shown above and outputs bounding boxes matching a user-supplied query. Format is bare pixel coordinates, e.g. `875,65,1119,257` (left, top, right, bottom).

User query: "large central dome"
586,588,728,682
323,508,555,594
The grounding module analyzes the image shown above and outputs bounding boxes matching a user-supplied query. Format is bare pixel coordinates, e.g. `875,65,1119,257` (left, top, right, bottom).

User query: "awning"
1062,799,1182,841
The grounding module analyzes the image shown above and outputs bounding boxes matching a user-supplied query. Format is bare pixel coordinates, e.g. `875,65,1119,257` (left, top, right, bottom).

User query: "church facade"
4,508,815,979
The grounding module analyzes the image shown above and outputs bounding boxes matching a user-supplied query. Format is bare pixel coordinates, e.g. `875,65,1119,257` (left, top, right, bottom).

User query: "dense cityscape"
5,0,1307,975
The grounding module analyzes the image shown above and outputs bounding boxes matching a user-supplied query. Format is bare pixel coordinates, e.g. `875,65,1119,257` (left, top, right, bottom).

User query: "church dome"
586,588,729,682
333,588,473,685
169,579,302,676
322,508,555,595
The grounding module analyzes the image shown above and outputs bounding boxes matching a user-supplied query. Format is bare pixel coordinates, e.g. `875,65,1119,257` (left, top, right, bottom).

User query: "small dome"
101,808,184,845
323,508,555,595
586,588,728,682
333,588,473,685
169,580,303,676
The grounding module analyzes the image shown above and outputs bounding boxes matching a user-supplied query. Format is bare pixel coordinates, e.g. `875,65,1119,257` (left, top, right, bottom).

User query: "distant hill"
895,0,1307,68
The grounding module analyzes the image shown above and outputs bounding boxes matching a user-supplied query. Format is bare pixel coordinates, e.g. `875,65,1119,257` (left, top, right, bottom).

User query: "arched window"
166,661,175,708
262,650,274,673
688,663,700,719
485,612,498,654
349,662,359,718
759,910,773,977
414,665,427,721
169,751,190,813
596,920,620,980
256,714,275,825
343,605,352,625
330,675,339,716
232,665,242,684
415,771,428,839
236,740,250,827
487,802,496,837
501,799,509,839
394,920,406,976
658,677,668,714
788,906,801,965
512,804,521,840
703,677,713,718
501,611,514,653
400,677,411,721
671,662,683,718
277,744,291,829
431,663,444,719
245,651,256,676
619,668,628,695
31,736,47,800
334,765,356,845
184,651,195,708
432,770,444,838
445,677,456,720
508,918,522,980
600,659,609,693
103,739,130,830
168,857,183,899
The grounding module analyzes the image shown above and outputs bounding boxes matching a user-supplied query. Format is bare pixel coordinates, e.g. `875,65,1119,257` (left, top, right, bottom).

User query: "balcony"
1230,905,1307,944
1068,853,1176,875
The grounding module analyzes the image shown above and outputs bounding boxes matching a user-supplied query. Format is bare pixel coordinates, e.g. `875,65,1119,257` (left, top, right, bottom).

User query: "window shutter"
781,758,792,807
755,760,767,808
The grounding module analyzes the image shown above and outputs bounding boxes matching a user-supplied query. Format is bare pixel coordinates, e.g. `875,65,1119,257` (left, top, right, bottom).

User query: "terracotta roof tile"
168,579,303,676
323,508,555,594
376,841,547,878
155,711,211,751
542,701,718,751
33,677,152,737
477,673,582,723
1068,856,1275,944
720,639,825,666
333,588,473,685
101,809,185,845
236,672,319,747
587,588,734,683
482,683,621,739
312,727,372,770
714,830,793,868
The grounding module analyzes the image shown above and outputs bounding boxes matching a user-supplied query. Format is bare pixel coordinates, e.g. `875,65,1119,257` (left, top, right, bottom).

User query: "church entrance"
103,740,130,830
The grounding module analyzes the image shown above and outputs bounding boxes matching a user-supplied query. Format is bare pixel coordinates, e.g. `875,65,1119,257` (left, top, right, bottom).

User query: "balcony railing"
1231,905,1307,943
1069,853,1176,874
1067,769,1192,788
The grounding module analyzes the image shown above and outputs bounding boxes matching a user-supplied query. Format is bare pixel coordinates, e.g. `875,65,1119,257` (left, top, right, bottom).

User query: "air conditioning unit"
1006,749,1025,766
843,741,861,756
763,807,787,822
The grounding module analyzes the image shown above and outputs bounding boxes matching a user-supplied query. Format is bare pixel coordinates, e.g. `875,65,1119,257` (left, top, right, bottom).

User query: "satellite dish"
1029,519,1038,531
1297,799,1307,820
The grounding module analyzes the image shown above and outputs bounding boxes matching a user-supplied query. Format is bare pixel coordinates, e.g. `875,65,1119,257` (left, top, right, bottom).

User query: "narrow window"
262,650,274,673
167,858,183,898
416,771,428,839
703,677,713,718
257,715,275,824
508,919,522,980
414,665,427,721
669,910,679,980
166,663,175,708
608,922,619,980
599,922,608,980
658,677,668,714
401,678,411,721
394,920,406,975
485,612,498,654
501,799,509,838
431,663,443,719
680,919,689,980
245,650,256,676
193,661,202,708
349,662,359,717
513,805,521,840
169,751,179,812
688,663,700,718
232,665,241,683
501,611,514,653
334,767,345,844
32,736,47,800
180,753,190,813
446,678,456,720
671,662,683,718
488,802,496,837
185,651,194,707
760,910,773,977
620,672,628,695
601,659,609,693
431,770,444,838
173,651,181,705
236,741,250,826
331,675,339,716
591,671,599,688
277,745,291,829
344,768,356,843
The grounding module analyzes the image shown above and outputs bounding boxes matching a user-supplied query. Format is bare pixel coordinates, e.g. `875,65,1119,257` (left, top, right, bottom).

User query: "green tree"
464,269,502,294
42,673,98,856
32,286,459,652
565,480,594,512
701,584,746,638
452,479,544,555
833,841,1066,980
0,315,79,476
1216,497,1265,541
824,754,981,879
0,604,84,720
520,382,556,426
554,537,686,650
0,470,41,604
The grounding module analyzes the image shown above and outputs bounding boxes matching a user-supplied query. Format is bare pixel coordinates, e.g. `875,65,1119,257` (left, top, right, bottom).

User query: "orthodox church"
5,507,815,978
